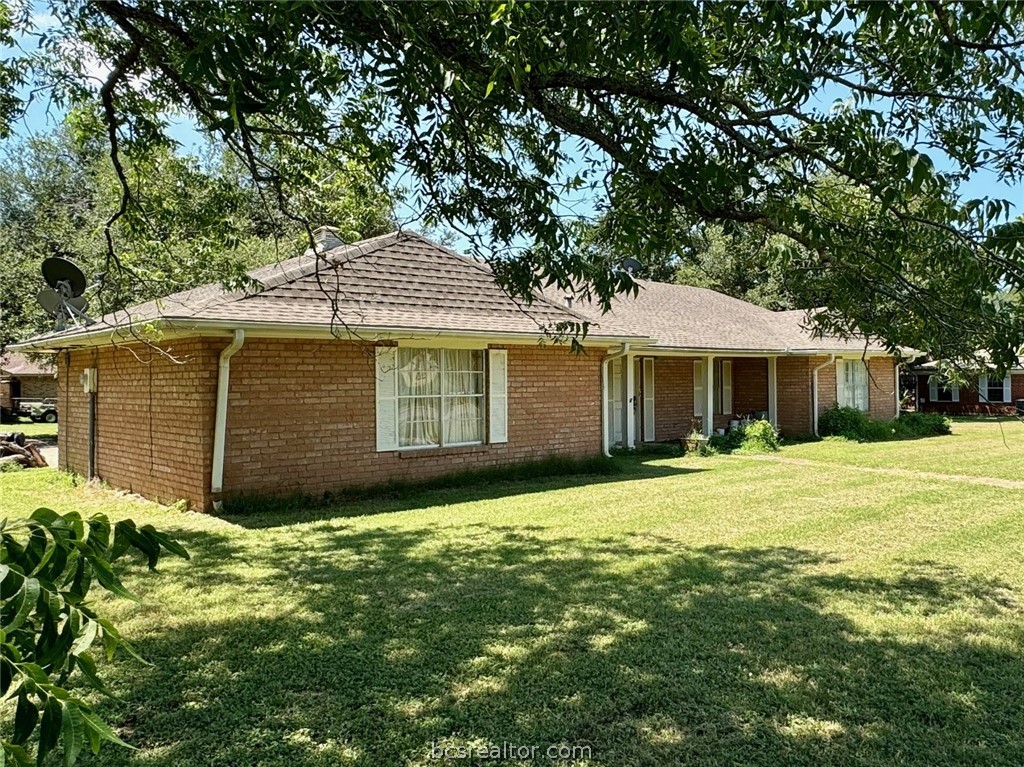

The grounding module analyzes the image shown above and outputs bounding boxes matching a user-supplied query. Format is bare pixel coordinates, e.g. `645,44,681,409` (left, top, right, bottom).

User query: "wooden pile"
1,432,49,469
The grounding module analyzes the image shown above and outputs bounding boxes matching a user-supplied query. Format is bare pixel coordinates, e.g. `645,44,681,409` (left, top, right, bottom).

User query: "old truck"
14,397,58,423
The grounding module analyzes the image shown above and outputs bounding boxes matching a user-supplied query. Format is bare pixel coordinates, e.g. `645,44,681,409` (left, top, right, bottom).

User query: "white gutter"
10,318,651,353
601,343,630,457
811,354,836,436
211,330,245,511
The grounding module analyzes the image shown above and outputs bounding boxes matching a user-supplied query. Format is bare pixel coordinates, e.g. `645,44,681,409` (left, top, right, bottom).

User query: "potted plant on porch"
681,423,708,455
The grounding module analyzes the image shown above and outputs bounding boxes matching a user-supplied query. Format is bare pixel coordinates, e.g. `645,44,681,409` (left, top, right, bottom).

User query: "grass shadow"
84,524,1024,767
224,457,703,529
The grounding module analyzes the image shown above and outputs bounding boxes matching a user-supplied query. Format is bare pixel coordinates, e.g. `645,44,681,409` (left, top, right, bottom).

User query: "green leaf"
78,708,134,751
2,743,34,767
60,701,85,767
37,696,61,765
12,691,38,745
69,618,98,657
3,577,40,633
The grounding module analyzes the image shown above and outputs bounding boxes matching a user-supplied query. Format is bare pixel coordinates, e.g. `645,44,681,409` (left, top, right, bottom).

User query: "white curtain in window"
398,349,441,446
443,349,484,444
841,360,869,412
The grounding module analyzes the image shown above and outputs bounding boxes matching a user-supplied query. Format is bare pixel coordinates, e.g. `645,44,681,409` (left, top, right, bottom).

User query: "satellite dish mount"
37,257,95,331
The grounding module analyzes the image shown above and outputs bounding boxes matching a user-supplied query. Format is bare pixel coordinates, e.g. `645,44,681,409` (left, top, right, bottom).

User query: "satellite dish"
42,257,87,297
37,258,95,330
620,257,643,276
37,288,62,317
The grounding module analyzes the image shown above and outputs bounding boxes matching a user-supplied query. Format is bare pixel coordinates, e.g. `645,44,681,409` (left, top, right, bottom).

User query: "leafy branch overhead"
1,508,189,766
6,1,1024,369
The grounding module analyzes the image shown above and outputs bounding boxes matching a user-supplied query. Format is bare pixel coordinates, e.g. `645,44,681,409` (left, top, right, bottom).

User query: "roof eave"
10,317,652,352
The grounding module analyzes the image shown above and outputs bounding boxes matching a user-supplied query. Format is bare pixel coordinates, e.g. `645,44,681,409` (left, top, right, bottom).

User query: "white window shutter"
609,358,623,445
375,346,399,452
928,376,938,402
836,359,846,408
721,360,733,415
693,360,705,417
643,358,655,442
1004,375,1012,404
488,349,508,443
952,386,960,402
979,375,989,403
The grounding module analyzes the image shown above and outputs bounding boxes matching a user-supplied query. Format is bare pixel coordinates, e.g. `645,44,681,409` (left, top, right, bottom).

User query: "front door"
634,358,655,442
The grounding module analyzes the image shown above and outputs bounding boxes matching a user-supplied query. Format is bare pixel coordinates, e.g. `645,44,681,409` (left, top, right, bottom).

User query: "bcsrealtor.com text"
429,741,593,761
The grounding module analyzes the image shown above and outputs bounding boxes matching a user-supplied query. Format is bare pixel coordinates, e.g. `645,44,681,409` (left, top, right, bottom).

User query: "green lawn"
2,419,58,441
2,420,1023,766
780,416,1024,481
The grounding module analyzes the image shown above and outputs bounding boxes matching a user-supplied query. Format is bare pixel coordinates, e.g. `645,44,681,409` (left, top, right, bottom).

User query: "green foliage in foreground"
1,419,1023,766
1,509,188,766
819,406,951,442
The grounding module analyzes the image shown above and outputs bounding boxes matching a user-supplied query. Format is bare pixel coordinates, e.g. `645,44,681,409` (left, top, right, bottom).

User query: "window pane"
443,396,484,444
444,372,484,395
398,348,440,396
398,396,441,447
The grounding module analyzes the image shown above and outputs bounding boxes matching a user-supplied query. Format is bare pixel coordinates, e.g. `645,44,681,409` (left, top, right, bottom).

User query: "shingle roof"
0,352,54,377
17,231,640,347
543,280,889,354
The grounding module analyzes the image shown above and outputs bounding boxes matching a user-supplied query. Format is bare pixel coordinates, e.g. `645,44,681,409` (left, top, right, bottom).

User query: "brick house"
907,358,1024,415
0,353,57,421
13,229,898,510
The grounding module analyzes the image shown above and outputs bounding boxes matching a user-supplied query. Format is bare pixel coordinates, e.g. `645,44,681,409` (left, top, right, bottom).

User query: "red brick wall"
732,358,769,415
917,372,1024,415
221,339,605,502
776,356,813,436
815,358,838,417
867,357,898,421
59,341,219,508
652,356,696,440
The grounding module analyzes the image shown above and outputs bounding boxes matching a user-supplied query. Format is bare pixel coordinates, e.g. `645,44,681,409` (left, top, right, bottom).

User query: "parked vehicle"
14,397,58,423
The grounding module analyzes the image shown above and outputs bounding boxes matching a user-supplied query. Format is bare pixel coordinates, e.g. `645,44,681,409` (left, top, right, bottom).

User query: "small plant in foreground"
1,508,188,766
705,420,779,455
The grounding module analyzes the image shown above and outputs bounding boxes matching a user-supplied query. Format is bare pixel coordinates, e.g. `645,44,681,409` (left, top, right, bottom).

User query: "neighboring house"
0,352,57,421
908,358,1024,415
13,229,898,510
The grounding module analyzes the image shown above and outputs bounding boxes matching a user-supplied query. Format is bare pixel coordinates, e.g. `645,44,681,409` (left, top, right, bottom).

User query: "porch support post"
625,352,636,448
703,355,715,437
767,356,778,426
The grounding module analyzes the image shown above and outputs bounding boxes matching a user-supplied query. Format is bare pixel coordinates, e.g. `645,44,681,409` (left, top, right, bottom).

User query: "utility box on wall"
80,367,97,393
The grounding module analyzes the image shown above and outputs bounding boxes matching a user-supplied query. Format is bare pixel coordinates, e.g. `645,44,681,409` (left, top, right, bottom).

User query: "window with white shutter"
488,349,508,443
375,346,399,451
642,358,655,441
719,360,733,415
609,358,624,445
979,374,1012,404
693,360,705,418
928,376,959,403
376,346,488,451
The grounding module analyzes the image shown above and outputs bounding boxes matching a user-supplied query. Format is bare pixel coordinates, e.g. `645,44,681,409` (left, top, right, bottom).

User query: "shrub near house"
819,406,951,442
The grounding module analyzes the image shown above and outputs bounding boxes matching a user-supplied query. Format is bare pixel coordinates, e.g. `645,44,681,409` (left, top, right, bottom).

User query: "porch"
604,354,780,447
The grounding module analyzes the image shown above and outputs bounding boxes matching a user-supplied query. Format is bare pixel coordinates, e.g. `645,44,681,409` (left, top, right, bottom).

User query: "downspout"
601,343,630,457
811,354,836,436
211,330,245,512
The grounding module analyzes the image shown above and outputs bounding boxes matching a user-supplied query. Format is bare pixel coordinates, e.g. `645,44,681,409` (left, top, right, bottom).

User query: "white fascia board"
11,317,653,352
